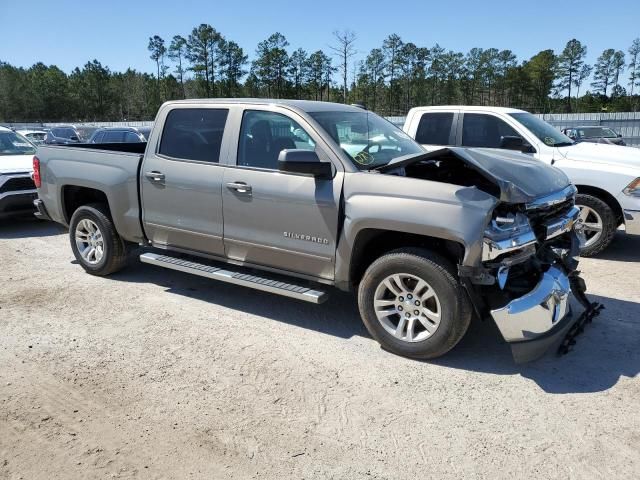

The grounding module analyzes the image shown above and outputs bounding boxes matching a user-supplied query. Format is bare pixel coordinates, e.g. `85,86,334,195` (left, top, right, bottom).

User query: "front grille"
528,198,575,240
0,176,36,194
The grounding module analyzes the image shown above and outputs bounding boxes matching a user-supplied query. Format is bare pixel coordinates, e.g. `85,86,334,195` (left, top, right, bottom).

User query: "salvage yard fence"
4,112,640,147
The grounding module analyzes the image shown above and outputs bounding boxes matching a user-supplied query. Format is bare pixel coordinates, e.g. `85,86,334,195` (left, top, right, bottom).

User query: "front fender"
334,172,497,287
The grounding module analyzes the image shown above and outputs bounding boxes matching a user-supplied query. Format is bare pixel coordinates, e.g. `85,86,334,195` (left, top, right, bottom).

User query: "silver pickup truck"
34,99,598,362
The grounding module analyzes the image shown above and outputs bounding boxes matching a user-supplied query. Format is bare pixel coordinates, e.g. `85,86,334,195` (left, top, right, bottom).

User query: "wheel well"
349,229,465,286
62,186,110,223
575,185,624,225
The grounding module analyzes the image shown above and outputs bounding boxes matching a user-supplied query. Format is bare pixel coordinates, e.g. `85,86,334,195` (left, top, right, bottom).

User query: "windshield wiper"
553,141,575,147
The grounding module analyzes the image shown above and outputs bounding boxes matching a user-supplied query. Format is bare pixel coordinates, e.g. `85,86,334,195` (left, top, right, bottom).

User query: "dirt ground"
1,217,639,480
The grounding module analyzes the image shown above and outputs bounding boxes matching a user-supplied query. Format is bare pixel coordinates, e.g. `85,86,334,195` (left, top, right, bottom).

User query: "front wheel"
357,248,472,360
575,193,617,257
69,203,128,276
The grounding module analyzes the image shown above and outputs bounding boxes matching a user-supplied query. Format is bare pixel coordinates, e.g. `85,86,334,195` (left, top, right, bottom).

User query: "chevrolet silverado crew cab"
0,126,38,218
403,106,640,256
35,100,595,362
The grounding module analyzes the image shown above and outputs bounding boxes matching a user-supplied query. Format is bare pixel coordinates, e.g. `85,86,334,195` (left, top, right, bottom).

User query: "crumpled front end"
460,185,600,362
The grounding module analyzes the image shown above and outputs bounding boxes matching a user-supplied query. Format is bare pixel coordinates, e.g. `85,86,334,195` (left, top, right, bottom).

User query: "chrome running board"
140,252,328,304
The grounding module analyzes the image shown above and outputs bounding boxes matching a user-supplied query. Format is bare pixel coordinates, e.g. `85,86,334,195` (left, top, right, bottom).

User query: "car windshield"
579,127,618,139
509,112,574,147
0,131,36,156
309,111,424,169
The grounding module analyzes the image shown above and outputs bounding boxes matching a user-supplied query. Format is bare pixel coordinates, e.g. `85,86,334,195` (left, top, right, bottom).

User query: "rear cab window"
414,112,455,145
159,108,229,163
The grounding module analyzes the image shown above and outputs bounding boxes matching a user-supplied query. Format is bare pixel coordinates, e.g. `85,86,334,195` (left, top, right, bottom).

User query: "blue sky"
1,0,638,83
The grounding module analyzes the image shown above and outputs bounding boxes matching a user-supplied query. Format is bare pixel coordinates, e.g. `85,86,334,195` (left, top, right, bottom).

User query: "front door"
141,107,230,256
222,109,342,280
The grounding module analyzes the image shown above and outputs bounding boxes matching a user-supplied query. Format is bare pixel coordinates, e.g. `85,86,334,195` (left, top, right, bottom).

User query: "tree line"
1,26,639,122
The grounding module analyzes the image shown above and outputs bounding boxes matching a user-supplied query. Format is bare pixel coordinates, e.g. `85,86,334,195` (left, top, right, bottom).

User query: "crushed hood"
377,147,571,204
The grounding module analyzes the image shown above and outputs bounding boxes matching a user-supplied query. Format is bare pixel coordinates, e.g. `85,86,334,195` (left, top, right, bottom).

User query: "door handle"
226,182,252,194
145,171,165,182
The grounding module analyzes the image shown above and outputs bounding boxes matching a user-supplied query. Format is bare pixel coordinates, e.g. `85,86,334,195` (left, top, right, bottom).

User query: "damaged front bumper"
491,264,570,343
463,187,602,362
491,264,574,363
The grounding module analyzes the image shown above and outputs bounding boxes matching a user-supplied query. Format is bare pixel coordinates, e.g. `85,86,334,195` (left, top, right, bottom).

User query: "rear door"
409,111,458,151
140,106,232,256
221,107,342,280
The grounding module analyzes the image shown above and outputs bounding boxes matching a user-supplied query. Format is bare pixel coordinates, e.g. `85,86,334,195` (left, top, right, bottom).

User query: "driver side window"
237,111,316,170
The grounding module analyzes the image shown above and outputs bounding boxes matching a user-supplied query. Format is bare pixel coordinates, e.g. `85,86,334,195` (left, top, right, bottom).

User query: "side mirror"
278,149,332,178
70,135,79,141
618,133,623,138
500,135,536,153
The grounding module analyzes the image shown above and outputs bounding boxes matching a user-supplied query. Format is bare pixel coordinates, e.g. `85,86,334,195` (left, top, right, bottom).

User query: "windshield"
579,127,618,139
309,111,424,169
0,131,36,156
509,112,574,147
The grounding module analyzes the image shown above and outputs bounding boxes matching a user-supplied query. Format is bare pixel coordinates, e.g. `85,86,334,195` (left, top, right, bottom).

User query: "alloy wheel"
373,273,442,343
575,204,604,249
75,219,105,265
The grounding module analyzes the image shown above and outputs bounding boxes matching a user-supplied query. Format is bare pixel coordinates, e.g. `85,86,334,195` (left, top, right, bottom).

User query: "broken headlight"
482,212,537,262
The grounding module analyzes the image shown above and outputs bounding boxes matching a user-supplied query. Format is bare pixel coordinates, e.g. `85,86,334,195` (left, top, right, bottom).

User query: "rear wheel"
575,193,617,257
69,203,128,276
357,248,472,360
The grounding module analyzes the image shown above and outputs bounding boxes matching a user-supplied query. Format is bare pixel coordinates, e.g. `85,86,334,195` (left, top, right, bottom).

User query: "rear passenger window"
414,112,454,145
462,114,520,148
237,110,315,170
159,108,229,163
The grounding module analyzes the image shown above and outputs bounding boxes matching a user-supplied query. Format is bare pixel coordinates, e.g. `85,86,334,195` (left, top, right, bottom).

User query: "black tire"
575,193,617,257
69,203,128,276
357,248,472,360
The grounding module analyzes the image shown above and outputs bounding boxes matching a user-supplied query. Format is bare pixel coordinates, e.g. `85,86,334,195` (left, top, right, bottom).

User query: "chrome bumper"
491,265,571,343
623,209,640,235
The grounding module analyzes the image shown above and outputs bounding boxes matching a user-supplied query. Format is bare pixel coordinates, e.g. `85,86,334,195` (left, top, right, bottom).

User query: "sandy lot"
1,217,639,480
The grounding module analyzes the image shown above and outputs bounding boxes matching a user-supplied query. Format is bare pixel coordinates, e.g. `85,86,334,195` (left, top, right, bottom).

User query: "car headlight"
482,212,537,262
623,178,640,197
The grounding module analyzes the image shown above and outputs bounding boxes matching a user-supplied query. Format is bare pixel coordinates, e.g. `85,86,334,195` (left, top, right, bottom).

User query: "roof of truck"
409,105,527,114
164,98,366,113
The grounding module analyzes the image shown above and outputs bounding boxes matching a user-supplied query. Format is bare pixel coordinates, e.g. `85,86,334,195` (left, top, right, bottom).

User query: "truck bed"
36,144,146,243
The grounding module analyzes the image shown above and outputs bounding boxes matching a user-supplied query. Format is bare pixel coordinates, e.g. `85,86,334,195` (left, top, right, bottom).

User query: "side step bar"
139,253,328,304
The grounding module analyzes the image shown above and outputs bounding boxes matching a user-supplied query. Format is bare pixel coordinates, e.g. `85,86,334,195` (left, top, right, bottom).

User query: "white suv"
403,106,640,256
0,127,38,219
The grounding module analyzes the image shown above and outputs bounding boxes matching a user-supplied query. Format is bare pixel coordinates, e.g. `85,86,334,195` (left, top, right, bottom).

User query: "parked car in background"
403,106,640,256
562,126,626,146
88,126,148,144
16,129,48,145
35,99,593,363
44,126,82,145
0,127,37,218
